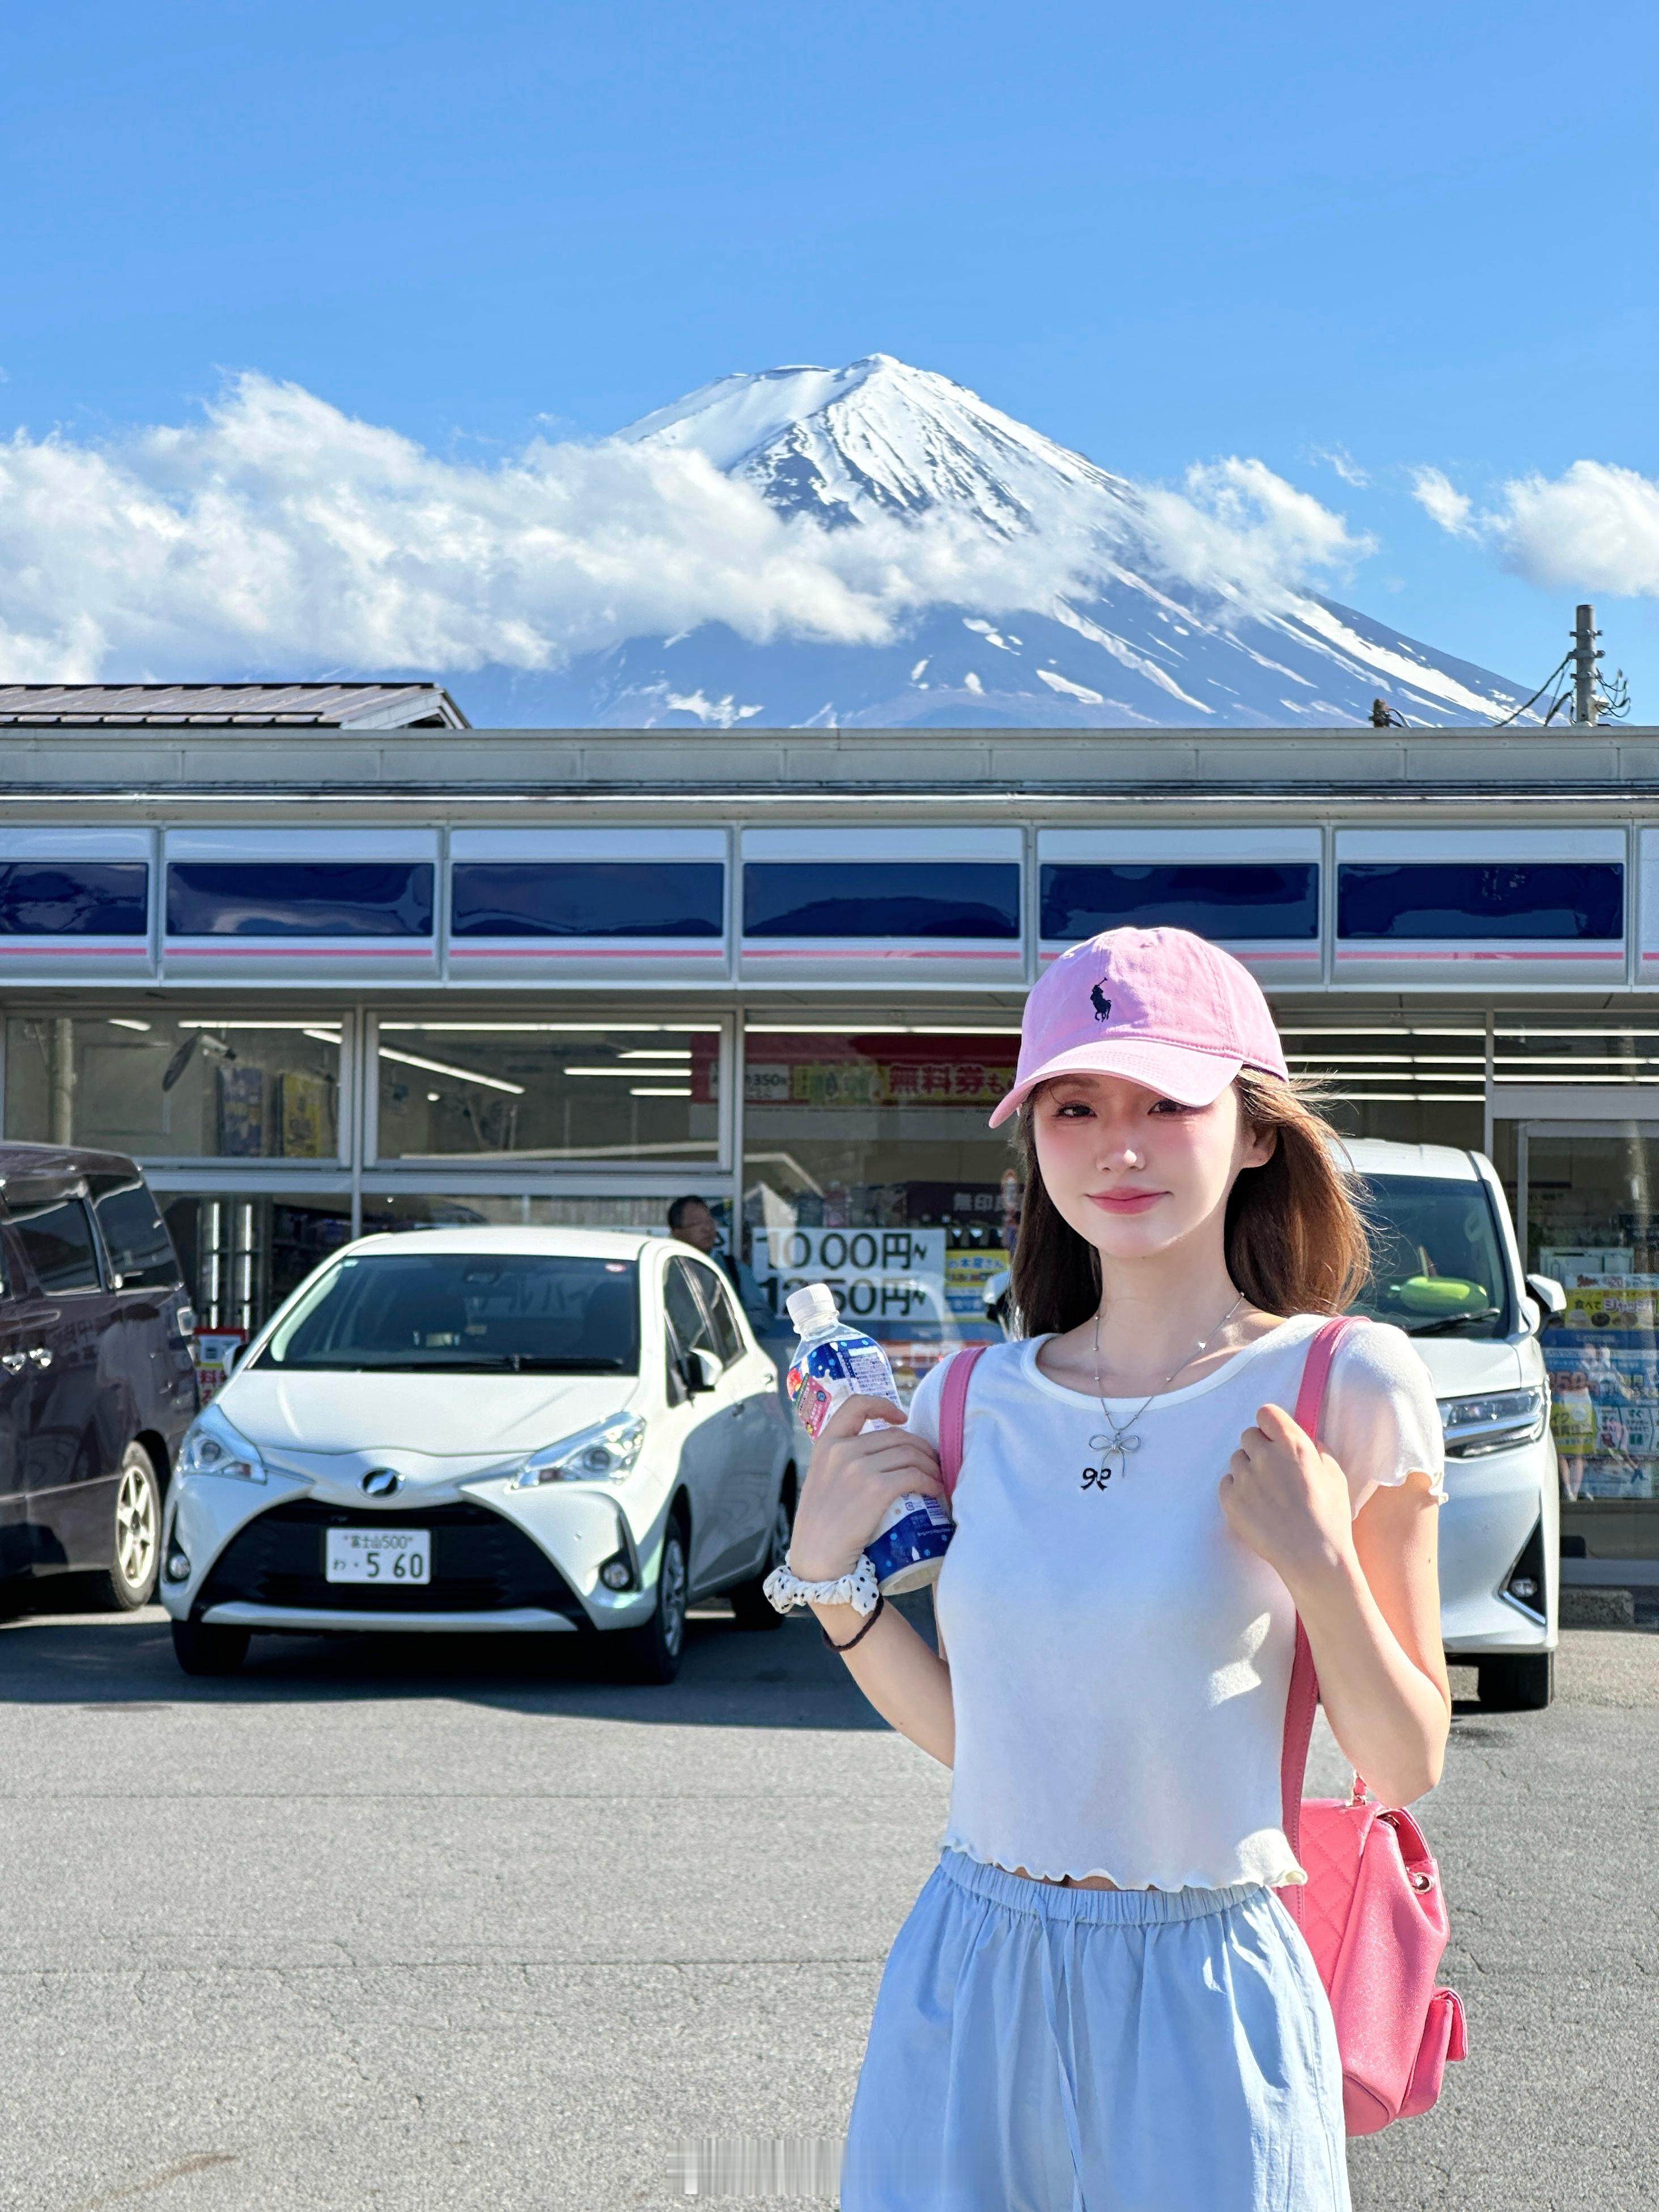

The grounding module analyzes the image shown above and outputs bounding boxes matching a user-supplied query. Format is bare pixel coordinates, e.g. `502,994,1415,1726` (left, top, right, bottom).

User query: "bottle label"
787,1336,897,1436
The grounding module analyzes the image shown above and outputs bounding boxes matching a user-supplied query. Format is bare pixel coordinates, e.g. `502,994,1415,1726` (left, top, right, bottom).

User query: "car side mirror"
1525,1273,1566,1327
685,1347,721,1396
220,1342,240,1379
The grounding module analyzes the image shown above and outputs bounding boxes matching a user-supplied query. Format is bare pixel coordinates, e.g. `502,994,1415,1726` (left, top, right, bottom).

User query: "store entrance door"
1512,1115,1659,1571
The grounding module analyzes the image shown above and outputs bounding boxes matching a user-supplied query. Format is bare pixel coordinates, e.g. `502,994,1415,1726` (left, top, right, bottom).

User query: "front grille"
197,1498,584,1619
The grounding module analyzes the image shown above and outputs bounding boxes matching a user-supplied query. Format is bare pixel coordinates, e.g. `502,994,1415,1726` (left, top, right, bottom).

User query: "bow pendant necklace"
1081,1291,1246,1493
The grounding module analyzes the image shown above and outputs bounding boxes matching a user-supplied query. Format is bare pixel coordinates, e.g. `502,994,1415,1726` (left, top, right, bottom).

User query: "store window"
160,1193,355,1336
3,1015,345,1160
374,1023,720,1163
451,861,723,939
1336,863,1623,942
742,863,1020,941
742,1028,1020,1396
166,862,434,938
1273,1014,1486,1150
0,861,148,938
1040,862,1318,944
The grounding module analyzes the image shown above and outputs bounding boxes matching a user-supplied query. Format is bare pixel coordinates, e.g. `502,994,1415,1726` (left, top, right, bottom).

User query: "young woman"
776,926,1450,2212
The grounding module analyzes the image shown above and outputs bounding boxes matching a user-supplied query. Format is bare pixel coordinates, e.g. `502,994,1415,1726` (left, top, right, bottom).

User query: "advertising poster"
278,1070,329,1158
1546,1276,1659,1500
217,1062,266,1156
193,1330,247,1404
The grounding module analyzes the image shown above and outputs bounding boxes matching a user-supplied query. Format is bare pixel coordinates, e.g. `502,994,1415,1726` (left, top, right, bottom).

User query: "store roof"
0,683,469,730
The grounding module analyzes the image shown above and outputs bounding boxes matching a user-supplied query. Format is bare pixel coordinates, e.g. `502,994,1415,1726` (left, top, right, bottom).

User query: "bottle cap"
786,1282,839,1335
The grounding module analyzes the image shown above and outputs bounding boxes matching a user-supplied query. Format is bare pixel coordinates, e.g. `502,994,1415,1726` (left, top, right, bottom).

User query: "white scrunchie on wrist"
762,1552,879,1617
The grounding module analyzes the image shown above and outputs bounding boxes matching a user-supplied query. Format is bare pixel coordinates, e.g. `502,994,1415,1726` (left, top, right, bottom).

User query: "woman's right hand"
787,1394,948,1582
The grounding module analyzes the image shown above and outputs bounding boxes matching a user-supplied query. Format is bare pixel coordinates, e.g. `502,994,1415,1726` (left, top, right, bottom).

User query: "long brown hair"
1008,1070,1370,1337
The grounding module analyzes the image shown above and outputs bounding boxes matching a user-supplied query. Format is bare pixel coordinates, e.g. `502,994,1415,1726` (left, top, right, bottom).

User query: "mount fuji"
466,355,1531,730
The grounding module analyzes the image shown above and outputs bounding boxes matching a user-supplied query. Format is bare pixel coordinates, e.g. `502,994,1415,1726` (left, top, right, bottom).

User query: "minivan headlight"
1437,1387,1547,1458
514,1413,646,1487
177,1409,268,1485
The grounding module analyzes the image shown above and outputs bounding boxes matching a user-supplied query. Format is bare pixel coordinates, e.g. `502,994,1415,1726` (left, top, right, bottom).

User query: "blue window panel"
1041,862,1319,943
167,863,435,939
451,862,724,939
744,863,1021,940
1337,863,1623,942
0,862,148,938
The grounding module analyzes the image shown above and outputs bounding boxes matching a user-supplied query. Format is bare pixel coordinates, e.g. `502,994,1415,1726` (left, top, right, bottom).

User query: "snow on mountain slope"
464,355,1532,728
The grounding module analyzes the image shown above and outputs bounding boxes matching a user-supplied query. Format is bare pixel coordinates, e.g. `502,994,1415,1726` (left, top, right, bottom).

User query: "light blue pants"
841,1850,1350,2212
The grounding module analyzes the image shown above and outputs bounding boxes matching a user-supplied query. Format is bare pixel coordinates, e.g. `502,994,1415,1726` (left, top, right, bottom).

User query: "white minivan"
1342,1139,1560,1710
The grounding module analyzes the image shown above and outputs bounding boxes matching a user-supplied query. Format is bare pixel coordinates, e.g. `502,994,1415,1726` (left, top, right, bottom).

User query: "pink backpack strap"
1279,1316,1362,1921
937,1343,991,1500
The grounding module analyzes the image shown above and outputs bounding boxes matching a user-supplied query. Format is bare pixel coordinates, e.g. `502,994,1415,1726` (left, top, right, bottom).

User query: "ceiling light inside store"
378,1022,711,1036
107,1018,151,1032
377,1045,524,1096
630,1087,691,1097
620,1049,693,1059
179,1021,342,1033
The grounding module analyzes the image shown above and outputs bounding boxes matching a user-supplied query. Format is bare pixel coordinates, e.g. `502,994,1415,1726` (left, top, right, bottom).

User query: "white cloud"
0,375,1378,679
1313,446,1370,488
1489,461,1659,598
1410,457,1659,600
1410,466,1477,540
1136,457,1373,611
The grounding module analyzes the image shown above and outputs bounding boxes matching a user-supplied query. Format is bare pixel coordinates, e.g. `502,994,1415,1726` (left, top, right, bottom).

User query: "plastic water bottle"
784,1282,953,1595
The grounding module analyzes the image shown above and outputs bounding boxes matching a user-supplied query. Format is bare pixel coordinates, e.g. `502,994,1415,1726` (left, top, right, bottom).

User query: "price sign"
753,1225,949,1327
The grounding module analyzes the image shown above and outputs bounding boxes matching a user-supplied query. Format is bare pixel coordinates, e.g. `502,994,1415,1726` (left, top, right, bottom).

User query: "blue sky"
4,0,1655,714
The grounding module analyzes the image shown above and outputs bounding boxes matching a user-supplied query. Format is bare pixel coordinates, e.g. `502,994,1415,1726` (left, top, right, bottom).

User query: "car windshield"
1348,1173,1512,1339
255,1252,640,1372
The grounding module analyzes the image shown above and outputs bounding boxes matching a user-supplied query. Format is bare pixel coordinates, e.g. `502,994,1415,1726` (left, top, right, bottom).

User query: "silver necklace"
1081,1291,1246,1493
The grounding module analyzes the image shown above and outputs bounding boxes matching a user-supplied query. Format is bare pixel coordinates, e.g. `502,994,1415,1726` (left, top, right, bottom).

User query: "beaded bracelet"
822,1591,885,1654
762,1552,880,1617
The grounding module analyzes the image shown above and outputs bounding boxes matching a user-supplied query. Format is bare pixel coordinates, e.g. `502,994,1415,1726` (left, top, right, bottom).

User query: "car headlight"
514,1413,646,1487
1437,1387,1547,1459
177,1409,268,1485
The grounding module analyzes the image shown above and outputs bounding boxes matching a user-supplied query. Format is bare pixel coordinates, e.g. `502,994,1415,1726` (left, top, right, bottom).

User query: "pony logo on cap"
1090,983,1113,1023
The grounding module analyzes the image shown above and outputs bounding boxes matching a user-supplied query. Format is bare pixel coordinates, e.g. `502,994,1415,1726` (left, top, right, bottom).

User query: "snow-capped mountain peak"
621,351,1132,538
470,355,1534,731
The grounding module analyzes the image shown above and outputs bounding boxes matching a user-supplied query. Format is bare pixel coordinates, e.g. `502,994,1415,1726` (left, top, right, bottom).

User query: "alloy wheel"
659,1535,688,1658
115,1458,158,1592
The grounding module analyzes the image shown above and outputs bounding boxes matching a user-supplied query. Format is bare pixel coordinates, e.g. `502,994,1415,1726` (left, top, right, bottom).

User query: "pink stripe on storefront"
1335,947,1618,963
164,943,434,958
742,946,1021,961
450,944,724,960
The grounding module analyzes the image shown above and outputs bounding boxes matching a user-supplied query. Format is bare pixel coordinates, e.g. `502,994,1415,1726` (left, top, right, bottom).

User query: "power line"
1491,650,1572,728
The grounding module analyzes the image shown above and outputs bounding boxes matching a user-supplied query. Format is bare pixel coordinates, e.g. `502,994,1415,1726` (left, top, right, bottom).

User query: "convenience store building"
3,704,1659,1577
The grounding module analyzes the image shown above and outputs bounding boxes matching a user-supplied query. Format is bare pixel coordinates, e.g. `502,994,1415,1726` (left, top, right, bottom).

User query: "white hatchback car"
160,1228,797,1682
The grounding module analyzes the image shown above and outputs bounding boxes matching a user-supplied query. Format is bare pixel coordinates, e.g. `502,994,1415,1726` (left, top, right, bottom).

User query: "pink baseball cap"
988,926,1289,1128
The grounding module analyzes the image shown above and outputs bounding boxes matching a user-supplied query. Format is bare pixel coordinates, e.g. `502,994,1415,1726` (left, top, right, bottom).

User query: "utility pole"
1573,603,1602,726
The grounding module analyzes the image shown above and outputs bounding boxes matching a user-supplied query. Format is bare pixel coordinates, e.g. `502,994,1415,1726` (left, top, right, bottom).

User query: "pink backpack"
935,1322,1467,2136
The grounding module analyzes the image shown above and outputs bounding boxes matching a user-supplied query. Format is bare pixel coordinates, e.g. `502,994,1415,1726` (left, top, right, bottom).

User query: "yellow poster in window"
279,1070,328,1159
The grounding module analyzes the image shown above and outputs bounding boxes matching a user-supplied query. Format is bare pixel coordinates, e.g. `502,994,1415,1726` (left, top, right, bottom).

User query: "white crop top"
906,1315,1445,1892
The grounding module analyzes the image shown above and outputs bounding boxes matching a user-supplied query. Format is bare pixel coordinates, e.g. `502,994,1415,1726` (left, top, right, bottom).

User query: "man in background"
667,1195,775,1334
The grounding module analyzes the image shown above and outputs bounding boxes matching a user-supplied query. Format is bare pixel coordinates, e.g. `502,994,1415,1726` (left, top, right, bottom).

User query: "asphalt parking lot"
1,1591,1654,2212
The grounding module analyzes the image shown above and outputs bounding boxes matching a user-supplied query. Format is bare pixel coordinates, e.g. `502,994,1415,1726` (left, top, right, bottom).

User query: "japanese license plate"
325,1528,432,1585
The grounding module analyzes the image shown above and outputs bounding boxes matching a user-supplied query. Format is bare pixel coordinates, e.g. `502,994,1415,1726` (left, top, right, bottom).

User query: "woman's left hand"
1219,1401,1357,1597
